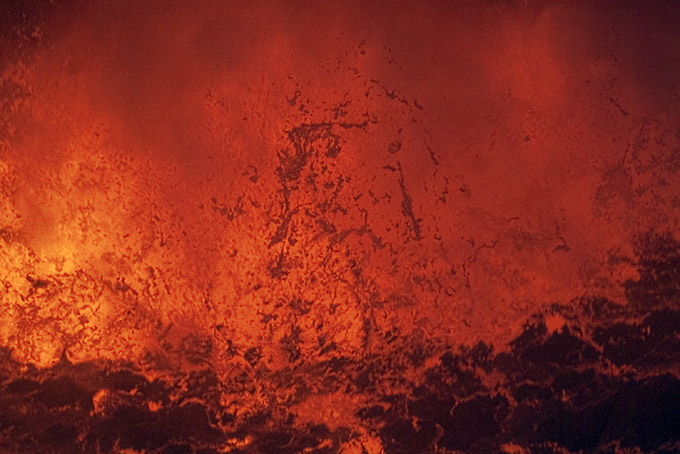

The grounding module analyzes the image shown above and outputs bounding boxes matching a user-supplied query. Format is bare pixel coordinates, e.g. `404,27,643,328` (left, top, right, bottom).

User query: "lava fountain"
1,1,680,453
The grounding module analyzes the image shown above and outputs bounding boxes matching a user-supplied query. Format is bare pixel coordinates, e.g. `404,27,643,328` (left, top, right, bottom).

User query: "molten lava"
1,1,680,453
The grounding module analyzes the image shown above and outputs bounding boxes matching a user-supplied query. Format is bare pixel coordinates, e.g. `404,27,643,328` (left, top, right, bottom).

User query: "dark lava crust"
2,235,680,453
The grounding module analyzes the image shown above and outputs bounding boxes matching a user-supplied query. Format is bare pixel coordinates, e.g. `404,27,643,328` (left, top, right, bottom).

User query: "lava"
1,1,680,453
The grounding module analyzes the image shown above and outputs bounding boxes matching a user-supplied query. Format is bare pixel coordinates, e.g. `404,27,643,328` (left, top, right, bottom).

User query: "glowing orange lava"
1,2,680,453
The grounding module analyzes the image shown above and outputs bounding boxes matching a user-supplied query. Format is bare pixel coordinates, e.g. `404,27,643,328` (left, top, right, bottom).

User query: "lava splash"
1,1,680,453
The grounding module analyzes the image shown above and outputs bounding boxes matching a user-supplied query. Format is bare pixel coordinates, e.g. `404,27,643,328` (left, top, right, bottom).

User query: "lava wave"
1,1,680,453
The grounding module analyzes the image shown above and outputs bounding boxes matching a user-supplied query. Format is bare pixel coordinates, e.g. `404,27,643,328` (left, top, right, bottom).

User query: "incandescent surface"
1,1,680,453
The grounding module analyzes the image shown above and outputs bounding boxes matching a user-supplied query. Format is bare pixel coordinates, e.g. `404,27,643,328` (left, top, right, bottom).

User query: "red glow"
1,1,680,452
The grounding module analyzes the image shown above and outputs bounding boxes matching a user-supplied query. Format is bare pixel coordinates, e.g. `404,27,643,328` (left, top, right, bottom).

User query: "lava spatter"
2,1,680,453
